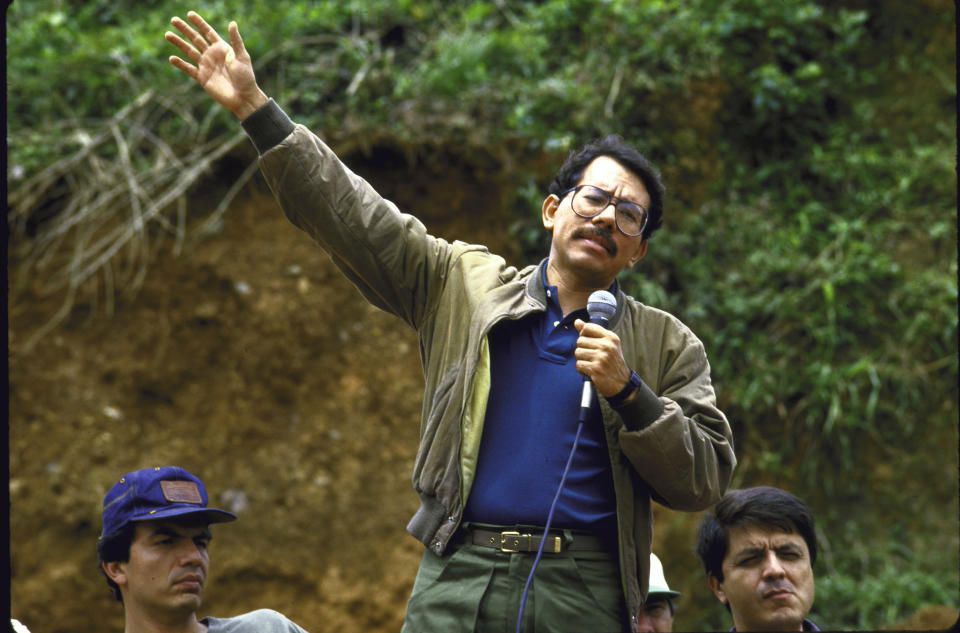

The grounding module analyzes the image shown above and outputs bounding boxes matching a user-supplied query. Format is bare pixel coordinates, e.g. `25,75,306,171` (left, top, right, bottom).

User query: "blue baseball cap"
100,466,236,541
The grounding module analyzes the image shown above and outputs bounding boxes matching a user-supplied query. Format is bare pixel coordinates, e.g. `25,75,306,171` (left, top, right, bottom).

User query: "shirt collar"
539,260,619,318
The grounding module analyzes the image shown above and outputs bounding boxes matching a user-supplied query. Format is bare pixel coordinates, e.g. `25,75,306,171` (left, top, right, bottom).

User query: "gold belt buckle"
499,531,530,552
499,530,562,553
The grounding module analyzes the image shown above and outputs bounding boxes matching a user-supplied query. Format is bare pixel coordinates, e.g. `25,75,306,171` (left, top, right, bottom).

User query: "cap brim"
131,506,237,525
647,590,681,599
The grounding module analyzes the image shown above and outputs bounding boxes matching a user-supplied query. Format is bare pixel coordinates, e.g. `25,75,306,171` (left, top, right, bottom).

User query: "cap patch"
161,480,203,504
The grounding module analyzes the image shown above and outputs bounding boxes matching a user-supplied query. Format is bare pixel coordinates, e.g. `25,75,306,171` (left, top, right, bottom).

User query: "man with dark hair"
165,12,735,632
636,553,680,632
98,466,309,632
547,137,665,242
695,486,819,632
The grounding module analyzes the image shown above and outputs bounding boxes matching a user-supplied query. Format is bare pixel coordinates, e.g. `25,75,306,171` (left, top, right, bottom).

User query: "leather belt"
461,526,609,553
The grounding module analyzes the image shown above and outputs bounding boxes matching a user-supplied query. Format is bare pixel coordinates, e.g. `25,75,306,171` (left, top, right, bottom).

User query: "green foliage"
812,538,959,628
612,4,956,628
7,0,956,629
613,3,958,503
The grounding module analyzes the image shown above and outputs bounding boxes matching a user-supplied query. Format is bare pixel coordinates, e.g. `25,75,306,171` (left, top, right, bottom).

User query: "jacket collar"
526,258,626,327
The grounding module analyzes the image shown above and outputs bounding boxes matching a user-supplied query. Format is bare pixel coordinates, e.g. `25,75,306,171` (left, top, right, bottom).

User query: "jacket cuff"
615,378,664,431
241,98,295,155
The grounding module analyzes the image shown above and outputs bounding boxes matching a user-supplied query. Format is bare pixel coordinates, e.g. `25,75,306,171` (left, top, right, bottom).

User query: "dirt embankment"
8,144,532,633
10,144,957,633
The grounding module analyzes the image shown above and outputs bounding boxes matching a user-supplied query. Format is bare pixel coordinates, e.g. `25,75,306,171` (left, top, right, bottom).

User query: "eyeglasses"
560,184,648,237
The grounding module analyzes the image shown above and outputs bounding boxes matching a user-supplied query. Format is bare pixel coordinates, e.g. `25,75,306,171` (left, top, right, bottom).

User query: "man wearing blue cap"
98,466,309,633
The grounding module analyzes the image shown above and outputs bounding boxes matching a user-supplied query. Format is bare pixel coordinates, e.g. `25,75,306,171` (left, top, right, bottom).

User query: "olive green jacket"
245,100,736,624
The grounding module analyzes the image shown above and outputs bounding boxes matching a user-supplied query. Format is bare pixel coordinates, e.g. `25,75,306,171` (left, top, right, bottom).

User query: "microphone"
579,290,617,423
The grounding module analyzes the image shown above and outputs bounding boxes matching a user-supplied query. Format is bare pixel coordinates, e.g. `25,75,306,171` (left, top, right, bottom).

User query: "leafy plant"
6,1,956,629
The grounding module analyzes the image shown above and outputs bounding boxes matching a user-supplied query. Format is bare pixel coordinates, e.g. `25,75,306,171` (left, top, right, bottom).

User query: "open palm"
193,38,256,109
166,12,266,119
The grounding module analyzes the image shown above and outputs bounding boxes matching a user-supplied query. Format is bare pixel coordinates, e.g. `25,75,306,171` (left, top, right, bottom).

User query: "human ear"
626,240,648,268
707,574,727,605
541,194,559,231
102,560,128,588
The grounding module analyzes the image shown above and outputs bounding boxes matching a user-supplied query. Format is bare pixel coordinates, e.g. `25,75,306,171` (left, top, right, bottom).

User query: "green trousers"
400,533,628,633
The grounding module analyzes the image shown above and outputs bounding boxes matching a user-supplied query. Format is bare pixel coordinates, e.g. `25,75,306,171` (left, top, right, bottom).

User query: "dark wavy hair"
97,523,135,602
695,486,818,582
547,135,665,241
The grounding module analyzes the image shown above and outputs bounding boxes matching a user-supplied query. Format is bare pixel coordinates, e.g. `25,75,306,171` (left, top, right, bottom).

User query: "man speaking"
166,11,736,632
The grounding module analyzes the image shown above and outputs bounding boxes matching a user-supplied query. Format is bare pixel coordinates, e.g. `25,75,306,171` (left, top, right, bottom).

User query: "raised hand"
165,11,268,120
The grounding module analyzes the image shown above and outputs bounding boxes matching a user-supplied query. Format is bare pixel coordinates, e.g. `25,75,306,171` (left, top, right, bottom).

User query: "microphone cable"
514,290,616,633
515,420,584,633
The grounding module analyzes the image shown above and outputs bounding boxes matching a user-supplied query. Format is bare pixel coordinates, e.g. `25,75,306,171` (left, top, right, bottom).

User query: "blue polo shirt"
462,269,618,533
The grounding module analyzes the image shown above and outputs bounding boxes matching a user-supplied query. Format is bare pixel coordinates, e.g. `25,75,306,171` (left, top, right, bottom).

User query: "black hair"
97,518,215,603
547,134,666,241
96,522,135,603
695,486,817,582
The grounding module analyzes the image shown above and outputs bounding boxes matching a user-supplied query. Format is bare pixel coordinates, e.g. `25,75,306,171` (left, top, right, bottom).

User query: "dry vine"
7,34,358,355
7,84,252,353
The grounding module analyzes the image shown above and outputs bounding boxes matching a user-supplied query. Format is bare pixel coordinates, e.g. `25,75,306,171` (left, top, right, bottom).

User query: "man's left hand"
573,319,633,399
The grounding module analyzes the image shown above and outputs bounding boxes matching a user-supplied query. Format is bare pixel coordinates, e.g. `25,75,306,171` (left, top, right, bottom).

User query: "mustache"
574,226,617,256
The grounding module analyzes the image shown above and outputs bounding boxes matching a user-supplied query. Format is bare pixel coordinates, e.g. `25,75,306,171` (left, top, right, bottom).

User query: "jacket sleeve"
612,311,736,511
243,100,454,329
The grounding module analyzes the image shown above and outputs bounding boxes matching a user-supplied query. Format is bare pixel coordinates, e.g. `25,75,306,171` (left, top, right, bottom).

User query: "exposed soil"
7,144,544,633
9,143,958,633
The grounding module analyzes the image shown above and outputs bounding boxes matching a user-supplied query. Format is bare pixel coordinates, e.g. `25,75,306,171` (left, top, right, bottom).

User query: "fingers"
164,30,201,64
186,10,223,45
575,323,622,365
576,321,615,342
572,320,629,394
168,54,197,79
166,11,233,79
228,21,249,61
169,16,206,59
168,11,220,59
